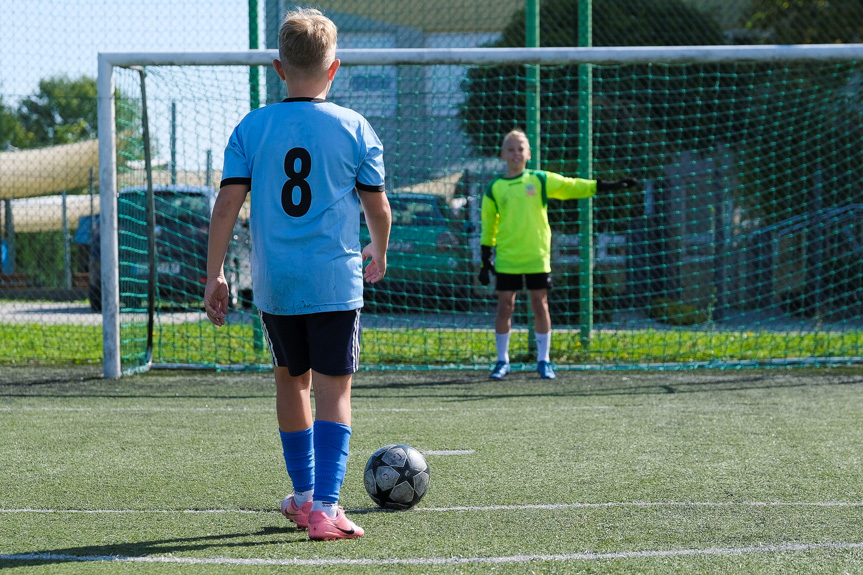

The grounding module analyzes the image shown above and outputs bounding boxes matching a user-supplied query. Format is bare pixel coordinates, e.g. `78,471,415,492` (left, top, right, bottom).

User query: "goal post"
98,45,863,378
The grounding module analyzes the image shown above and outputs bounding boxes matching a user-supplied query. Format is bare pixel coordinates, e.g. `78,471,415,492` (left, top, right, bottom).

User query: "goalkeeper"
479,129,638,380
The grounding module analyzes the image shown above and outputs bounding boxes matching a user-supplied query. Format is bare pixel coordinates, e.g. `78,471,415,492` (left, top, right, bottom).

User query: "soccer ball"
363,444,430,510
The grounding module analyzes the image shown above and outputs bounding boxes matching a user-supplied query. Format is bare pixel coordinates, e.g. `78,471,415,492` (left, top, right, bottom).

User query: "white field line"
0,405,614,413
3,501,863,515
3,541,863,566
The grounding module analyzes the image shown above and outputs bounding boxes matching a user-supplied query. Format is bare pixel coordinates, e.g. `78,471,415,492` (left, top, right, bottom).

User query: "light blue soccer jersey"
221,98,385,315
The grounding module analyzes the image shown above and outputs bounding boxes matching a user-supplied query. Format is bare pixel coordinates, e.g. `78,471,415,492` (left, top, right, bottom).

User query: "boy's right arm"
358,190,391,283
479,189,499,246
204,184,249,326
478,191,498,286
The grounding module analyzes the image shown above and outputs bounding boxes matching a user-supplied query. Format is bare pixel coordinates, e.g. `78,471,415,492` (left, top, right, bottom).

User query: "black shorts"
259,309,361,377
495,272,552,292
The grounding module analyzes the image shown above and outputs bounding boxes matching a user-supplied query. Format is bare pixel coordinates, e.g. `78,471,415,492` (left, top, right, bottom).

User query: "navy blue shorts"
495,272,552,292
259,309,361,377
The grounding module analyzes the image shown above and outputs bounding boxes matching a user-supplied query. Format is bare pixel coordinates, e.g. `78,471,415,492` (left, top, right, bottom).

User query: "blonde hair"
278,8,338,77
501,129,530,150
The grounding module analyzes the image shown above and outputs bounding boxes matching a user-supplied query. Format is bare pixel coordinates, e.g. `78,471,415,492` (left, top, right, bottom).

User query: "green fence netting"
2,0,862,368
109,56,863,372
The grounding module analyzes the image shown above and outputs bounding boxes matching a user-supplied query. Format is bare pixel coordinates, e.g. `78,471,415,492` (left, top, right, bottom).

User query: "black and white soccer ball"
364,444,430,510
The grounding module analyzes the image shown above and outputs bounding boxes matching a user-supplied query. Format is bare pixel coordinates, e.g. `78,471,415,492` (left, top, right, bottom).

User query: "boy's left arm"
359,190,391,284
205,184,249,327
596,177,640,193
546,172,639,200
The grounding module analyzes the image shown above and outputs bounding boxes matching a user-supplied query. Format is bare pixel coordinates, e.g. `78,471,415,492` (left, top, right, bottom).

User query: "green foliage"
460,0,734,234
13,231,69,287
461,0,726,161
2,75,144,167
735,61,863,223
461,0,863,227
727,1,863,222
15,75,99,147
491,0,725,51
0,94,27,149
746,0,863,44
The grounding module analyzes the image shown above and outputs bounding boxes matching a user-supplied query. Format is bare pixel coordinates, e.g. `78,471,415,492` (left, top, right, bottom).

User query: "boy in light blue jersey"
205,7,391,541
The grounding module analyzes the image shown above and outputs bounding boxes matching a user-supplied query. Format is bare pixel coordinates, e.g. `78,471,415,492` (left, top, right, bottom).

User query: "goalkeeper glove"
479,245,494,286
597,177,639,192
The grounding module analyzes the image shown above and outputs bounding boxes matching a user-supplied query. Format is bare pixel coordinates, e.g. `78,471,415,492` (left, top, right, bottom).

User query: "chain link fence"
1,0,861,367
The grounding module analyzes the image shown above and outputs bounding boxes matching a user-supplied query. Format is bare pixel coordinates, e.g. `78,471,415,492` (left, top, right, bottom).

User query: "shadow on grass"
0,365,274,400
2,365,861,403
0,525,316,568
351,370,863,402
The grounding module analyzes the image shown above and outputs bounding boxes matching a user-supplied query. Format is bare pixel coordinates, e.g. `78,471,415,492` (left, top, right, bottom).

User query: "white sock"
292,490,313,505
495,331,510,363
311,501,338,518
536,331,551,363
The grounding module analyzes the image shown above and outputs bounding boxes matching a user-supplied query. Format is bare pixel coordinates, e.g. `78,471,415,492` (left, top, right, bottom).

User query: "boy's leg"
274,367,315,527
528,288,551,337
303,310,364,539
275,366,313,432
261,311,321,527
529,288,556,379
495,290,517,335
491,290,517,380
308,371,364,540
310,371,352,506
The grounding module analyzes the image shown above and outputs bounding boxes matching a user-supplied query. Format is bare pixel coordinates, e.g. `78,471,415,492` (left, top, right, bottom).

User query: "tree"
735,1,863,223
460,0,729,232
10,75,145,170
0,94,28,149
461,0,727,162
745,0,863,44
15,76,99,147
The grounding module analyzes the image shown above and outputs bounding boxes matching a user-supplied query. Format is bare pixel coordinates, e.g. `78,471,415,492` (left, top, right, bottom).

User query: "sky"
0,0,256,99
0,1,499,177
0,0,266,171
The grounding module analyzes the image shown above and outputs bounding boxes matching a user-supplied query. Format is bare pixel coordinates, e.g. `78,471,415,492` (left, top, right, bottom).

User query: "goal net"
98,46,863,377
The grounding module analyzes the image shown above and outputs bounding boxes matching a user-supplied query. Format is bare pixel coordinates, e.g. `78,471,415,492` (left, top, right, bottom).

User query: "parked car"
361,192,473,312
86,185,252,312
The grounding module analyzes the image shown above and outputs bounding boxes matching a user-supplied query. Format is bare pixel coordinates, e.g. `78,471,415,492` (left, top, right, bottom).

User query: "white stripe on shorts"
258,310,278,367
352,310,361,372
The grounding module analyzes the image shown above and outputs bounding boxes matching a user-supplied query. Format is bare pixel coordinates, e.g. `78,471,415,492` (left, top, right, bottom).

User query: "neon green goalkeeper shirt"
480,170,596,274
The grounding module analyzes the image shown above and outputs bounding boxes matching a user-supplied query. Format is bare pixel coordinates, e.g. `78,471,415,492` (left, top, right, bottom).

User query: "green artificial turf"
2,366,863,573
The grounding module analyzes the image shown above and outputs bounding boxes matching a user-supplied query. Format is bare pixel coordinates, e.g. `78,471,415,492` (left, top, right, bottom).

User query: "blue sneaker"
489,361,511,380
537,361,556,379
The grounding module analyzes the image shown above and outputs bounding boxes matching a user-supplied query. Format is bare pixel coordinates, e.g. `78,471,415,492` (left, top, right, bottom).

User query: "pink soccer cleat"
280,495,313,530
307,508,365,541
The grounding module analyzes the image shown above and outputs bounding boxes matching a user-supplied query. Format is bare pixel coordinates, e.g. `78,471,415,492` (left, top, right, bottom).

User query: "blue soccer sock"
279,427,315,494
312,420,352,505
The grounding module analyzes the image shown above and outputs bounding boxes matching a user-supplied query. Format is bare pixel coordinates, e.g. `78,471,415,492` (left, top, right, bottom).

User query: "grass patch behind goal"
2,321,862,369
